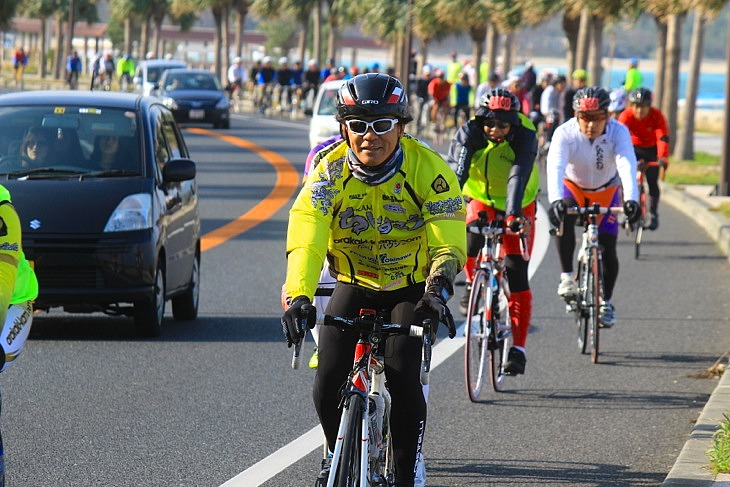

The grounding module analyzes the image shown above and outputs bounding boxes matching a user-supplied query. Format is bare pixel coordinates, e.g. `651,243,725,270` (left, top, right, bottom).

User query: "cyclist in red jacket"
618,88,669,230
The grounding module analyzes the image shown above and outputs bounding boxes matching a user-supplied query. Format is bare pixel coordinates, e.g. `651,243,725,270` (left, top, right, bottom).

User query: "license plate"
189,109,205,119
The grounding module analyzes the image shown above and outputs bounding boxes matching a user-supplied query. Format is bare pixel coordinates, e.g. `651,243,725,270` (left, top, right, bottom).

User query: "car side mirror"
163,158,196,182
304,108,313,117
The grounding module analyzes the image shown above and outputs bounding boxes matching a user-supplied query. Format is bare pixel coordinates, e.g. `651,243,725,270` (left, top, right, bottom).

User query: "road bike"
464,215,529,401
292,307,446,486
553,204,623,363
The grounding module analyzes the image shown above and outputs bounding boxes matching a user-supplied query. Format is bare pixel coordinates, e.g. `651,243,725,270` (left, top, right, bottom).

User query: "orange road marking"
187,127,300,252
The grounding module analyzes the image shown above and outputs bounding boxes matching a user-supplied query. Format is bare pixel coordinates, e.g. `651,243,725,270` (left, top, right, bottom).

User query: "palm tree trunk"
501,32,513,76
719,7,730,195
124,17,132,56
662,13,684,154
312,0,322,64
212,7,223,76
54,14,64,79
588,15,603,87
221,5,230,81
675,10,705,160
653,17,668,109
575,7,591,71
562,12,580,75
298,16,309,67
487,22,499,78
140,17,150,59
39,17,48,78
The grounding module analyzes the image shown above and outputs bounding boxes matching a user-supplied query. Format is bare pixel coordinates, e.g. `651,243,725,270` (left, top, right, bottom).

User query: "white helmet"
233,56,242,64
262,56,272,64
279,56,288,65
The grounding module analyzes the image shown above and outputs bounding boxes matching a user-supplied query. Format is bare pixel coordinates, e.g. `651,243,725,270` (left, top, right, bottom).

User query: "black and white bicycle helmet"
628,87,652,106
336,73,412,122
572,86,611,112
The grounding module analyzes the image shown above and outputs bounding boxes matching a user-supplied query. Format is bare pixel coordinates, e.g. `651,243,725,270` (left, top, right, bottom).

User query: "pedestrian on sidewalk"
12,48,28,89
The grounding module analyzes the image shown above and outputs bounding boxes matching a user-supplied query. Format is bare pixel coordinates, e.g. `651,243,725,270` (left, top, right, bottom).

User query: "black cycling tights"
645,165,661,207
314,282,426,486
557,220,619,301
467,230,530,293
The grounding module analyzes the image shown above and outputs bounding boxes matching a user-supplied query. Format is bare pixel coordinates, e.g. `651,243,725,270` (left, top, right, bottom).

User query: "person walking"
65,50,83,90
12,48,28,89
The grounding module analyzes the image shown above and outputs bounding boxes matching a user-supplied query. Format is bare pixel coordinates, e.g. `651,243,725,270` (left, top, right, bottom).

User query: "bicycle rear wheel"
635,185,647,259
489,290,512,392
465,270,490,402
588,247,602,363
336,395,364,487
576,262,589,354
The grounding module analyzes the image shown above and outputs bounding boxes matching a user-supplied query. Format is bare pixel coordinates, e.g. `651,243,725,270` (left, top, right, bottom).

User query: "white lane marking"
221,202,551,486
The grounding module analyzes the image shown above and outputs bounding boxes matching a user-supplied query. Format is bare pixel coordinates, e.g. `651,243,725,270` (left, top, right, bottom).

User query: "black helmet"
476,88,521,125
336,73,412,123
628,87,652,106
572,86,611,112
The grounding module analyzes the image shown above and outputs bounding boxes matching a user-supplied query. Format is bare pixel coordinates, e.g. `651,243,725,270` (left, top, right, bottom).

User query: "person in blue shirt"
453,72,472,128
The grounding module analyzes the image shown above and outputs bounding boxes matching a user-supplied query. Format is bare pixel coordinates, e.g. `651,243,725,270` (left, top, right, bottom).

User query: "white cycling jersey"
546,117,638,203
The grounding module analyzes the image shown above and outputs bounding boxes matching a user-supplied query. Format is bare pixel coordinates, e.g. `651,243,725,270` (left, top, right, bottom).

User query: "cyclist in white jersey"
546,86,639,328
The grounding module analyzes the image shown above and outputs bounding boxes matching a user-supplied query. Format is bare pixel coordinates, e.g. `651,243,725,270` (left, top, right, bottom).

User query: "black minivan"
0,91,200,337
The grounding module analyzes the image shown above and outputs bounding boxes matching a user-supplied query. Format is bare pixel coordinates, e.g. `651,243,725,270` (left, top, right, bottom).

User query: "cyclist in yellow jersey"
0,184,39,485
282,73,466,487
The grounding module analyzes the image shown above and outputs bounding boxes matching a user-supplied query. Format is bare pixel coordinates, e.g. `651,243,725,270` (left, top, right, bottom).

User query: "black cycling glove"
548,200,566,228
281,296,317,348
623,200,640,225
415,277,456,339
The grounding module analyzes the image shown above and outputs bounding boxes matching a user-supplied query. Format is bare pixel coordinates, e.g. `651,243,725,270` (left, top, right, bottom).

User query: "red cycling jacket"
618,107,669,160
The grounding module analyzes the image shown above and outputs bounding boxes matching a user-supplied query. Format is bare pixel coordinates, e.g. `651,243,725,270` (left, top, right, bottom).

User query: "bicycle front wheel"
336,395,364,487
589,247,602,363
465,270,491,402
489,290,512,392
576,262,589,354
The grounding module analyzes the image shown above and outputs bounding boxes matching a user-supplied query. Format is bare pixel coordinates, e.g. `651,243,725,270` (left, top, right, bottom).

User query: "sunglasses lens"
372,120,394,134
485,119,510,129
348,120,368,134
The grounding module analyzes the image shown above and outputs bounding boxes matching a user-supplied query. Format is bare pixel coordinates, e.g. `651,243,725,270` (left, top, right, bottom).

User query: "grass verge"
708,413,730,477
665,152,721,186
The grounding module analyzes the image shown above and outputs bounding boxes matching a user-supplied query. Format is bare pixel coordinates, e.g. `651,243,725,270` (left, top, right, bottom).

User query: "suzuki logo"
29,219,41,230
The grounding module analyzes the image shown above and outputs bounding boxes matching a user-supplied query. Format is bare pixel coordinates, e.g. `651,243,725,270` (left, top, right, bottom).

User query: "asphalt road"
3,114,729,486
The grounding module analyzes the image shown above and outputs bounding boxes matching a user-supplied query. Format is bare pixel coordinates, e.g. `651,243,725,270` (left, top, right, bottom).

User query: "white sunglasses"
344,118,399,135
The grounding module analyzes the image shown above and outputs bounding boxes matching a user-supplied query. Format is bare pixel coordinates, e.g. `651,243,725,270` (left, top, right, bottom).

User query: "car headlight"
215,97,230,110
162,97,178,110
104,193,152,232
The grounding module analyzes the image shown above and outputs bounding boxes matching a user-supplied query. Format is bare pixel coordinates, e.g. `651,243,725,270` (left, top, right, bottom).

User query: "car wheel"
213,122,221,129
134,262,165,337
221,120,230,129
172,251,199,320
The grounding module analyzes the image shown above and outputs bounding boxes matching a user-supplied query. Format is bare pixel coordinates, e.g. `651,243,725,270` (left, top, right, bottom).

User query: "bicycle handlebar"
467,220,531,261
549,205,624,237
322,313,433,374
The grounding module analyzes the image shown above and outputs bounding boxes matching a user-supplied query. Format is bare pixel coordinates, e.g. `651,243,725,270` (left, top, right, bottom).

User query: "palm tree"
674,0,728,160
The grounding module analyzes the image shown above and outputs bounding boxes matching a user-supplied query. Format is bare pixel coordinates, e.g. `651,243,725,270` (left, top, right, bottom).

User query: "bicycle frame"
464,217,529,399
292,309,432,486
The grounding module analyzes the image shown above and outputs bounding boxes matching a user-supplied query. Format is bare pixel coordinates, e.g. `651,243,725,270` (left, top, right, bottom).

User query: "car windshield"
0,105,142,178
164,73,222,91
318,88,338,116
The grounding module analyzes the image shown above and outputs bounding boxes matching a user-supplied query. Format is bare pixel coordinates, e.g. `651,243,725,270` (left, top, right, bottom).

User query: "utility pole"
719,7,730,195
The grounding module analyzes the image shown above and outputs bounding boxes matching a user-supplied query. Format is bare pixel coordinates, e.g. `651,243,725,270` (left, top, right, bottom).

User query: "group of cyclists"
281,58,670,485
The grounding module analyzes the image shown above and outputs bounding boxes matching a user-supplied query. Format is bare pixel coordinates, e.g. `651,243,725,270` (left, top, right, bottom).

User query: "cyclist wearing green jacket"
281,73,466,487
623,58,642,92
447,87,539,375
0,184,39,484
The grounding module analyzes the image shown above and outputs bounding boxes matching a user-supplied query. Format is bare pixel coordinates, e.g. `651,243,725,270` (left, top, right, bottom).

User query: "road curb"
662,182,730,485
